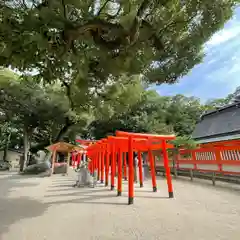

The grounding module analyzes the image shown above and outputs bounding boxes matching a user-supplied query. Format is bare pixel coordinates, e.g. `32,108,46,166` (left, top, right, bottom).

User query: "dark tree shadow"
0,197,48,237
0,172,169,239
44,182,170,206
0,174,48,238
136,195,169,199
45,188,110,197
49,184,75,188
46,193,127,206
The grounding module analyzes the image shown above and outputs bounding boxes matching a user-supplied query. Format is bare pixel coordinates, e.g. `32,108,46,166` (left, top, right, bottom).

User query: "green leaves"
1,0,238,86
119,9,138,30
85,83,208,140
171,136,197,149
0,68,71,137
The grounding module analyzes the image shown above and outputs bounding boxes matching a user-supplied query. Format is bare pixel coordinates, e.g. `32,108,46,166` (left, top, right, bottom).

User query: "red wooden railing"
153,145,240,176
176,146,240,175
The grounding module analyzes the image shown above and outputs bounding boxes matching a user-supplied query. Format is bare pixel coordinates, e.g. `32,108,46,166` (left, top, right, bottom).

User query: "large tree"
1,0,238,148
87,90,204,139
165,94,203,136
0,68,83,168
0,69,146,163
204,86,240,110
0,0,238,87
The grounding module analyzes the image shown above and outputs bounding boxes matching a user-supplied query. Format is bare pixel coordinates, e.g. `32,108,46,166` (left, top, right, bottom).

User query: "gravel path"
0,170,240,240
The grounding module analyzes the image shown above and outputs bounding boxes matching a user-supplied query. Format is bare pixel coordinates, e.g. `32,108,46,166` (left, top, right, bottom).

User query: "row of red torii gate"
48,131,176,205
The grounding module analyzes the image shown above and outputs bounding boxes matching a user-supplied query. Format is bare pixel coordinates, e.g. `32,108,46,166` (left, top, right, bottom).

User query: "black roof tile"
192,103,240,139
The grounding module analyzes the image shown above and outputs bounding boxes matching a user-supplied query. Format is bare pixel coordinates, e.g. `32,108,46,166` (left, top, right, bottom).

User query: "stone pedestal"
74,166,95,188
143,163,150,180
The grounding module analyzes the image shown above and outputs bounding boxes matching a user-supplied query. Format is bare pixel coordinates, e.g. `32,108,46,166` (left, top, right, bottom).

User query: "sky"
153,7,240,102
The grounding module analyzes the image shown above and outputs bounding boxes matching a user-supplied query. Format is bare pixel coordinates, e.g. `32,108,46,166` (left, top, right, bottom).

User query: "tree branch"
142,20,164,50
62,81,74,110
35,0,49,10
21,0,27,9
137,0,151,18
61,0,67,19
97,0,111,16
106,5,121,20
30,117,74,153
62,19,127,53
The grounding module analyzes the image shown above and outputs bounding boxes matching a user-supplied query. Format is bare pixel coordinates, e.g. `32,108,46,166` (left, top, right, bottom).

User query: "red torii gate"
86,131,175,205
74,139,96,169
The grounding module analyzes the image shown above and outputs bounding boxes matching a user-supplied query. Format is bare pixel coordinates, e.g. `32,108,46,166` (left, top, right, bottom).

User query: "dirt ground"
0,170,240,240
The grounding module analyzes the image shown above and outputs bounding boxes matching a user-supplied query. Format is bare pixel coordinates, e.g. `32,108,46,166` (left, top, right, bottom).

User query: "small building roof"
46,142,85,153
192,102,240,143
0,148,24,154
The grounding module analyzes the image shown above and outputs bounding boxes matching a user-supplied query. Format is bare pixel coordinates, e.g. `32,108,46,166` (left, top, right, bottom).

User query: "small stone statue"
73,161,95,188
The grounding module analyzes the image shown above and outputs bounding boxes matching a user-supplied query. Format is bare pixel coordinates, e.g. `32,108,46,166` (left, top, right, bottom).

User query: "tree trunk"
30,141,51,154
3,132,11,162
55,122,73,142
3,147,8,162
20,125,32,172
30,120,74,154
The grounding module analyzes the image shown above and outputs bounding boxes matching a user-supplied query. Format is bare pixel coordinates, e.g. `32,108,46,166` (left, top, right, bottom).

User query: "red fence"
154,146,240,175
176,146,240,175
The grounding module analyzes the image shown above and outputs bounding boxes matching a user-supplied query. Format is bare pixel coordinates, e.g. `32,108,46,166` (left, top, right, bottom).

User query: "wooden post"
134,153,138,183
154,154,157,175
117,147,122,196
97,151,101,181
190,169,193,181
128,136,134,205
115,152,118,177
138,151,143,187
173,150,178,178
105,148,110,186
77,153,82,169
123,152,127,181
51,150,57,174
162,140,174,198
148,148,157,192
212,172,216,186
111,143,116,190
192,150,197,170
100,148,104,183
215,148,223,172
66,151,71,175
94,152,97,172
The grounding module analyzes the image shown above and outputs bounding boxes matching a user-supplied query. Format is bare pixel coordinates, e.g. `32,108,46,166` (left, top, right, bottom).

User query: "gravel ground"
0,170,240,240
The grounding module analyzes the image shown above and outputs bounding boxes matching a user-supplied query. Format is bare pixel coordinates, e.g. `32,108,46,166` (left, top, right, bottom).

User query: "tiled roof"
192,103,240,139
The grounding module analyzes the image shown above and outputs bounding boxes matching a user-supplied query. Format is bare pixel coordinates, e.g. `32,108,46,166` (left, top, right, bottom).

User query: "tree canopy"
1,1,240,166
84,84,240,140
1,0,238,86
1,66,240,165
85,89,204,139
0,69,145,155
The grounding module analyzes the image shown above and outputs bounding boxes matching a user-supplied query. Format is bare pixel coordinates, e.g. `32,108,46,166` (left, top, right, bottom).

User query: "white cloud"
206,25,240,47
205,58,217,65
149,7,240,100
228,62,240,74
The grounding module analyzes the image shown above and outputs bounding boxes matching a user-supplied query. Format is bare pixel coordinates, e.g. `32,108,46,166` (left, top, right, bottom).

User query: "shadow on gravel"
46,193,127,206
0,197,47,238
0,175,47,238
44,182,170,206
0,171,50,180
173,175,240,195
45,188,109,197
49,184,76,188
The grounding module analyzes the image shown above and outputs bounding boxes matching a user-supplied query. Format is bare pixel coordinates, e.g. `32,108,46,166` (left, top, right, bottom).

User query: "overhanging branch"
62,81,74,110
97,0,111,16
